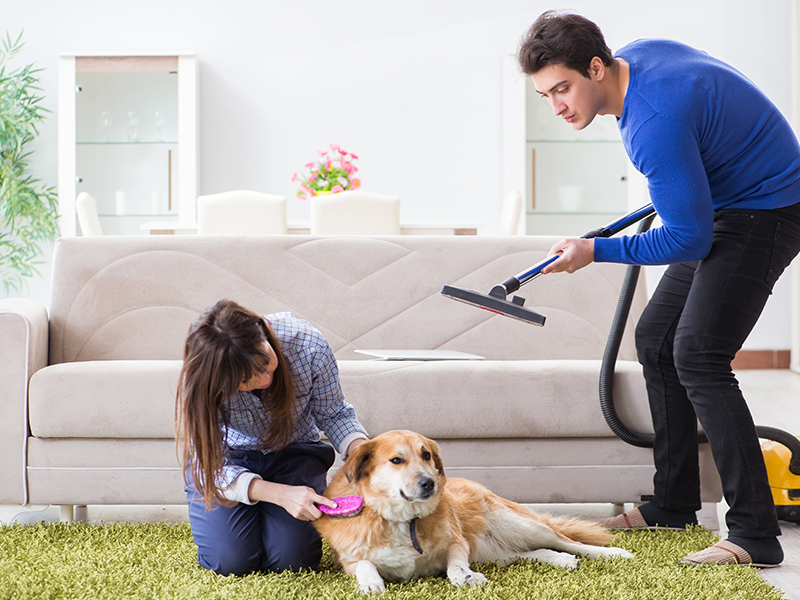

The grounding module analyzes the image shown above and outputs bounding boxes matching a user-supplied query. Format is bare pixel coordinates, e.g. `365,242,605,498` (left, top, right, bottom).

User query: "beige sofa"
0,234,722,517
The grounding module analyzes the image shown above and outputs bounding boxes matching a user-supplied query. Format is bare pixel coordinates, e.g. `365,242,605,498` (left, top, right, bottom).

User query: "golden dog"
314,430,632,594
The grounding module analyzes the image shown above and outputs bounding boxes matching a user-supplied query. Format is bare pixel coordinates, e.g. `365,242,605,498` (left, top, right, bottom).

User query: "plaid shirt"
220,312,367,488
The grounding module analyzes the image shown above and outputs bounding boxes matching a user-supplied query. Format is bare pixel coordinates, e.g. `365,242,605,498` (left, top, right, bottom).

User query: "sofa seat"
341,359,719,503
25,356,720,505
27,359,649,441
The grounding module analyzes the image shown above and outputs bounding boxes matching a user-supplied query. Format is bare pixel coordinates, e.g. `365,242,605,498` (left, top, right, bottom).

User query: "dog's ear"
426,437,445,478
343,439,374,484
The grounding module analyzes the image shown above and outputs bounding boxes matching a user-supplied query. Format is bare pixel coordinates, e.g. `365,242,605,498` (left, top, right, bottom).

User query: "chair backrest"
197,190,287,235
499,189,523,236
76,192,103,236
310,190,401,235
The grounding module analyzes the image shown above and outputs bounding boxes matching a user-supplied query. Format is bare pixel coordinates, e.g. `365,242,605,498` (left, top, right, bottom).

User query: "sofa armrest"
0,298,49,504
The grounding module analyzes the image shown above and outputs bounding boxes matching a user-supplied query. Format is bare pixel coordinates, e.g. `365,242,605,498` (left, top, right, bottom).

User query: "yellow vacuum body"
762,438,800,523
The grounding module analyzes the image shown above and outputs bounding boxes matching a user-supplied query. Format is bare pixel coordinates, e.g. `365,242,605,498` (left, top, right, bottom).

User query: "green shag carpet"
0,522,786,599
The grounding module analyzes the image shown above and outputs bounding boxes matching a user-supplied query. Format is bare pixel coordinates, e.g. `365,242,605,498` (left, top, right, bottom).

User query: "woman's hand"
248,479,337,521
542,238,595,274
276,485,337,521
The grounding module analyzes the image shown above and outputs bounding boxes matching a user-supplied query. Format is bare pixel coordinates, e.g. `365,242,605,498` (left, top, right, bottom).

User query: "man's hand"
542,238,595,274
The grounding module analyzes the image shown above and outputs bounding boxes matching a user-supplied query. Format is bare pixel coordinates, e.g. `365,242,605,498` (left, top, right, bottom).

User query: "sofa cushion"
339,359,652,439
28,357,650,440
28,361,181,438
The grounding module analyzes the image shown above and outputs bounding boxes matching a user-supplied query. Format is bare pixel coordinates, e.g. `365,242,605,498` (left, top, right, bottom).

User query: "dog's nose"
418,476,435,496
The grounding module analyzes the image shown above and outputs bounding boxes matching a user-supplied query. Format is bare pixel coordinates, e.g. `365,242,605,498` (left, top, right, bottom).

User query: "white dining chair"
197,190,288,235
76,192,104,236
310,190,401,235
499,189,524,236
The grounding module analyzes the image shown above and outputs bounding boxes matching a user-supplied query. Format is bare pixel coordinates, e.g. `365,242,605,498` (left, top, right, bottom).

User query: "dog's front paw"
358,580,385,595
355,560,386,594
448,565,488,587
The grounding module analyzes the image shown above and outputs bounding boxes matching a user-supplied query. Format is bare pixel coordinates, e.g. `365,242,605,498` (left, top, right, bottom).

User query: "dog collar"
409,518,423,554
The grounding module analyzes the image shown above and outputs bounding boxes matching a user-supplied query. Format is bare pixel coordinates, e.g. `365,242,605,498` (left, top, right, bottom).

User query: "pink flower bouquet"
291,143,361,200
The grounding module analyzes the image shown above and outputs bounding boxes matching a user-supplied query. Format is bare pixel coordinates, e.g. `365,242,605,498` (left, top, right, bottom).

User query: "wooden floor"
0,369,798,598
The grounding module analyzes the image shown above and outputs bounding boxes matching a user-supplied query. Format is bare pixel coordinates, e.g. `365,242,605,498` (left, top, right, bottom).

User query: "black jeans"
635,202,800,538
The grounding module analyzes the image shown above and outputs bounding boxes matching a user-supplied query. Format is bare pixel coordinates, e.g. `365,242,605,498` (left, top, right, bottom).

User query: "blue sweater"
594,39,800,266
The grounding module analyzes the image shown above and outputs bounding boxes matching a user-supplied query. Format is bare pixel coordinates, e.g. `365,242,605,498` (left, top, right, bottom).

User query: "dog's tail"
539,514,616,546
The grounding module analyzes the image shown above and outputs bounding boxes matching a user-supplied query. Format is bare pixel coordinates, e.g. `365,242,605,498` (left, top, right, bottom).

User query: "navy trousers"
185,441,335,576
635,203,800,538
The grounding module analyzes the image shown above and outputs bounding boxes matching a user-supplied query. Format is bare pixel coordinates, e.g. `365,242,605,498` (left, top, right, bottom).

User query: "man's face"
531,62,604,130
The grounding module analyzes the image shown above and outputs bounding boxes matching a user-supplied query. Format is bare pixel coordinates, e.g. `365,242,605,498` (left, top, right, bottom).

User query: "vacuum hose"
598,216,800,475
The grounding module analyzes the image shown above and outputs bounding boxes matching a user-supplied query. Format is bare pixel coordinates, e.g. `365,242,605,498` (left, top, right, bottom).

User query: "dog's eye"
421,451,431,461
390,457,404,465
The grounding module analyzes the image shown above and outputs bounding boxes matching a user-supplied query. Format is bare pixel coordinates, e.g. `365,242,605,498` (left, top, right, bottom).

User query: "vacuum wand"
441,203,656,326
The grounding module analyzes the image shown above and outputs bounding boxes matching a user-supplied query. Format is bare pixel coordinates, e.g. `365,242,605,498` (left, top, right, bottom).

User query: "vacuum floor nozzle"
441,285,546,326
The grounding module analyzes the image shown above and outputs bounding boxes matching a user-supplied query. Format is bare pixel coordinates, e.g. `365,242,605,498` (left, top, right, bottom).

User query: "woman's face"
238,340,279,392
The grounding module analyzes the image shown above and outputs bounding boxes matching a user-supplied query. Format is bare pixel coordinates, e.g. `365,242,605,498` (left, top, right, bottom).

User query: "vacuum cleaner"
441,204,800,524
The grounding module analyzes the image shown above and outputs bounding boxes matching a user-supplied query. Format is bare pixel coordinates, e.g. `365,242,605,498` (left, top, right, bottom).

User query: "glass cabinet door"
58,55,197,236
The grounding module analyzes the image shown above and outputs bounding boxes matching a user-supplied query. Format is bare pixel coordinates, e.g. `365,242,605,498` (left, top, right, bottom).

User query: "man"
517,10,800,566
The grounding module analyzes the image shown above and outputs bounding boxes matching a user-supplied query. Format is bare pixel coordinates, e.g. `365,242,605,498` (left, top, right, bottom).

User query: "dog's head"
343,430,445,522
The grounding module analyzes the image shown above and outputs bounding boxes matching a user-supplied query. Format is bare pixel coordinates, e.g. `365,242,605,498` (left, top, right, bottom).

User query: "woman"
175,299,368,576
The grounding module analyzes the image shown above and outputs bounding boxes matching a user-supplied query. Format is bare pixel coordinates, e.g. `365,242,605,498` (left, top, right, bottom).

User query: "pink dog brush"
317,496,364,517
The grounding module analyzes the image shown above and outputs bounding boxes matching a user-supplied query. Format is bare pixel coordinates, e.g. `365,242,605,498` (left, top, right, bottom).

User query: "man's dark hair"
517,11,614,78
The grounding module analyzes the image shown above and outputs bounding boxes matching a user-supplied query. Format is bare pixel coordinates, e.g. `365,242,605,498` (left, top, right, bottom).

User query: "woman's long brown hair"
175,299,296,509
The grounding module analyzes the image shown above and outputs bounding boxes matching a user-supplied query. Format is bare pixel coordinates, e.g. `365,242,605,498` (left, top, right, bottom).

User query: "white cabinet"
503,55,636,236
58,54,198,236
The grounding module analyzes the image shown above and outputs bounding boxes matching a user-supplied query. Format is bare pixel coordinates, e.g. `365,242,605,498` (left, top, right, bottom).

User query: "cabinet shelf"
77,141,178,146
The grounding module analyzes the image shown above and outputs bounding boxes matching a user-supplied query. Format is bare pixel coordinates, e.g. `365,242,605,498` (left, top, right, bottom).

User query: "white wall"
2,0,795,350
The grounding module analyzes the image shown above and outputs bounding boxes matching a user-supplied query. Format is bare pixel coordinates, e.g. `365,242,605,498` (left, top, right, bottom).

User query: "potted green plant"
0,31,59,294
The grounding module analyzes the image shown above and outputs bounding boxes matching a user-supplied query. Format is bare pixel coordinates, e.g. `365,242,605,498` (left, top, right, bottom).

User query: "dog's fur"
314,430,632,594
